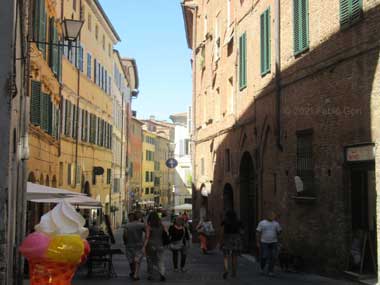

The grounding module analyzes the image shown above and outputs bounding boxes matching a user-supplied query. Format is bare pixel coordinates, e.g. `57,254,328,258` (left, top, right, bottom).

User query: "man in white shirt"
256,211,282,275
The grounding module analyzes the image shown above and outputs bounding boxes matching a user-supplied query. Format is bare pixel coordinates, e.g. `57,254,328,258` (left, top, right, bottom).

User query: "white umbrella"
26,182,86,201
31,195,102,208
173,204,192,211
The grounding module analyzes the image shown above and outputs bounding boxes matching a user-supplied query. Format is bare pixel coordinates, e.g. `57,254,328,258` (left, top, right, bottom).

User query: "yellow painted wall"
141,130,155,202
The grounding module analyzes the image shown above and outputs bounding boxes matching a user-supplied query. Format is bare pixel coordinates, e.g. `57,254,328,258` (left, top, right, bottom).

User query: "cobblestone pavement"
24,228,358,284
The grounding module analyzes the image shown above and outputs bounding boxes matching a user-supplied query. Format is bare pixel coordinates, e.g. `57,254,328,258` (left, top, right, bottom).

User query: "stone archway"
28,172,36,183
52,175,57,188
83,181,91,196
199,183,208,221
223,183,234,213
239,151,257,254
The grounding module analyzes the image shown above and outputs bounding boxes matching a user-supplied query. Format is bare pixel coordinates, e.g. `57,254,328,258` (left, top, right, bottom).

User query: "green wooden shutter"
40,93,49,131
340,0,362,27
48,98,53,135
293,0,309,55
38,0,46,57
239,33,247,90
33,0,40,41
260,8,271,76
72,105,77,138
31,80,41,125
53,25,59,76
48,17,54,69
65,100,71,136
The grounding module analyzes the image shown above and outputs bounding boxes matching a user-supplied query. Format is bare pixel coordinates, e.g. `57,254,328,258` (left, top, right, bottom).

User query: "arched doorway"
51,176,57,188
223,183,234,213
45,175,50,186
239,151,257,254
28,172,36,183
83,181,91,196
199,184,208,221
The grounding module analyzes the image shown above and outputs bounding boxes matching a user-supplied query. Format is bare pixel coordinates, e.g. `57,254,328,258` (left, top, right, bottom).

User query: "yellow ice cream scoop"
46,235,84,264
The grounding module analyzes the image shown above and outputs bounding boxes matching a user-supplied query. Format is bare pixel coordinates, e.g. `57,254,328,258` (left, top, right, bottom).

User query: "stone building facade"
128,117,144,207
183,0,380,275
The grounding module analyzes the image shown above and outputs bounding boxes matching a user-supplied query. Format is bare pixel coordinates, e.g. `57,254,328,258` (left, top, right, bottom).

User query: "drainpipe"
275,0,283,151
15,0,30,283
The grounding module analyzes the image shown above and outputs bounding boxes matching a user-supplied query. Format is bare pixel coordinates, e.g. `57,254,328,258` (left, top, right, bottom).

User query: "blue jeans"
260,242,278,273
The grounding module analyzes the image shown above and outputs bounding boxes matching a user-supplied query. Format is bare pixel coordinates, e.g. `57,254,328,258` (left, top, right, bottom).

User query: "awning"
173,204,192,211
26,182,85,200
31,195,102,208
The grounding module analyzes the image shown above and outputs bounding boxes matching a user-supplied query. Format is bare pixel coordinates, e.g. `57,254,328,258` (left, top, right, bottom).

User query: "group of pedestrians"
123,211,190,282
123,208,282,281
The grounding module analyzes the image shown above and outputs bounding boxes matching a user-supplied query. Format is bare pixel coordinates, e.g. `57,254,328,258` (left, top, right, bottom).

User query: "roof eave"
181,2,193,49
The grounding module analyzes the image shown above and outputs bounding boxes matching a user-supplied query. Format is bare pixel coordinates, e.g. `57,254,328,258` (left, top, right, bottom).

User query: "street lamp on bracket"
29,18,84,49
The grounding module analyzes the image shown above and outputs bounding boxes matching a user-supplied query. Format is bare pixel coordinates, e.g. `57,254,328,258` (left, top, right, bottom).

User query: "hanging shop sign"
346,144,375,162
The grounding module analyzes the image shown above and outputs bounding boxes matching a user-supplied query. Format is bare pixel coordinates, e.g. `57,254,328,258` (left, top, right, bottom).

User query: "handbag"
169,228,185,250
162,229,170,246
169,240,184,251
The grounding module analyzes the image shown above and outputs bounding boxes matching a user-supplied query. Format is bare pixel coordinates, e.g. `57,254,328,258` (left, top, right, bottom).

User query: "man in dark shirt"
123,212,145,280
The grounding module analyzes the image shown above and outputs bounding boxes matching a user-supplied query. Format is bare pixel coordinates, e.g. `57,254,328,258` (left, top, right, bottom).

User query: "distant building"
170,111,193,207
129,117,144,207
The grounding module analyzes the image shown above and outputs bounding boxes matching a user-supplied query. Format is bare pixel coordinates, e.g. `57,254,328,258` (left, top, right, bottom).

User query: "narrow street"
24,228,355,285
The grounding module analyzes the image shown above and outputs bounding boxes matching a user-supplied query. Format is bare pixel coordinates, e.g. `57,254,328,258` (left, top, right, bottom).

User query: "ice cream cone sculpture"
20,201,90,285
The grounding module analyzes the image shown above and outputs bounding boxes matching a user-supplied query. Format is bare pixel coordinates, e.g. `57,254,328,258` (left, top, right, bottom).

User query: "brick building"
182,0,380,276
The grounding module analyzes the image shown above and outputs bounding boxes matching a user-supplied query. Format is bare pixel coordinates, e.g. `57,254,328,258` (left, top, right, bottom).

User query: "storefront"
345,143,377,277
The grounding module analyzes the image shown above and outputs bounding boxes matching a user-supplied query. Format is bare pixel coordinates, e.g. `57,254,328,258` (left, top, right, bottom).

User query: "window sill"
239,85,247,92
292,195,316,204
294,47,310,58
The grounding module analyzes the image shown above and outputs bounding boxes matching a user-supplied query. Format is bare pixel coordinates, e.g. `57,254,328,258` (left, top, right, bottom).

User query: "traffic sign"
166,158,178,169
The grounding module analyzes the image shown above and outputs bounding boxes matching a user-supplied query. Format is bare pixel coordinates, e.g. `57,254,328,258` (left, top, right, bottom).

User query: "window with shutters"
41,93,49,132
78,45,84,72
65,100,72,137
30,80,41,126
67,163,72,185
47,99,53,135
106,169,112,184
239,33,247,90
293,0,309,55
145,188,149,195
94,58,97,84
33,0,47,58
340,0,363,27
260,8,271,76
129,162,134,177
81,109,86,141
48,18,59,77
296,129,314,196
72,105,77,139
145,171,149,182
90,114,96,144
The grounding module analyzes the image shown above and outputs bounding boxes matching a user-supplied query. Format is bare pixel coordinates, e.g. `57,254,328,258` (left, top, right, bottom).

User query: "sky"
99,0,192,122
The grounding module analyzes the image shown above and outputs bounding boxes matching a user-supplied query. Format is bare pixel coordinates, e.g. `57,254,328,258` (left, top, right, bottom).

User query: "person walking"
143,211,167,282
123,212,145,280
220,210,243,279
169,217,190,272
196,217,214,254
256,211,282,276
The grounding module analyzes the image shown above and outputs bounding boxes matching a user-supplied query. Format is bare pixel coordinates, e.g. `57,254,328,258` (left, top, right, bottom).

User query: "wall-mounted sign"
346,144,375,162
166,158,178,169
